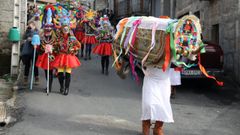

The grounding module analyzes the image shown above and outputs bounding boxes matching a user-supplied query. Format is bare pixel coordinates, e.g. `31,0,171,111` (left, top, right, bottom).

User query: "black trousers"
85,44,92,58
101,56,109,73
22,55,39,77
58,72,71,89
80,43,84,57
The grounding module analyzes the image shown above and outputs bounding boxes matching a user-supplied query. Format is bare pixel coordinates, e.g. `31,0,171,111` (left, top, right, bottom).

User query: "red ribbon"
162,34,171,71
131,19,141,45
198,54,224,86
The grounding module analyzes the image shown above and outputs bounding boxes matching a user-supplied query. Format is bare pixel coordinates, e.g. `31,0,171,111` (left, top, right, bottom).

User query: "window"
194,11,200,19
211,24,219,44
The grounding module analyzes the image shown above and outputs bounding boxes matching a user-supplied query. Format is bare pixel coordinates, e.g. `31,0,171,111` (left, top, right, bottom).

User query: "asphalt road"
6,55,240,135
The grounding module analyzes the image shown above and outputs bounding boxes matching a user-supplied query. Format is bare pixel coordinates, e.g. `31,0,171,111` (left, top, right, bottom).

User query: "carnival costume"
52,8,81,95
81,9,98,60
93,15,113,75
112,15,223,135
74,5,85,57
36,6,56,93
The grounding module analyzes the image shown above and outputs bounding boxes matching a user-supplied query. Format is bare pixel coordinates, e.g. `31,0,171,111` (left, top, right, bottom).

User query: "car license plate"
181,70,202,76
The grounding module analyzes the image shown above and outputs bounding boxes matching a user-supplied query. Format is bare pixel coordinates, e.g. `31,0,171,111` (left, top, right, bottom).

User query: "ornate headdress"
53,6,76,29
41,5,56,36
99,15,112,28
84,9,96,21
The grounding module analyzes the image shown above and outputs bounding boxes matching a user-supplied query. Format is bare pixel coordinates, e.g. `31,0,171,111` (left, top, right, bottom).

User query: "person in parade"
74,5,85,58
36,6,56,93
169,64,182,99
93,15,114,75
81,9,98,60
52,9,81,95
21,21,40,85
141,67,174,135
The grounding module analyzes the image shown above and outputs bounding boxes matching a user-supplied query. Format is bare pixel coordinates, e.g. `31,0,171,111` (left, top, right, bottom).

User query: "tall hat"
41,5,56,36
41,4,56,28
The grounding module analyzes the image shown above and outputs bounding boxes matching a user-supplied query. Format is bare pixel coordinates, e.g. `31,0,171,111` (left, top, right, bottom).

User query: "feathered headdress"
53,6,76,29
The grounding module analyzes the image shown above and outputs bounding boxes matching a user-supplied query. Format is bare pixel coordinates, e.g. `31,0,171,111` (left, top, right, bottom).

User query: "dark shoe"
60,87,64,93
63,88,69,95
88,55,91,60
44,87,47,93
64,73,71,95
45,88,52,93
58,72,65,93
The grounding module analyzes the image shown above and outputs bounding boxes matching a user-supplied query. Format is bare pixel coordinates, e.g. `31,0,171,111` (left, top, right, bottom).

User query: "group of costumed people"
30,2,113,95
24,1,224,135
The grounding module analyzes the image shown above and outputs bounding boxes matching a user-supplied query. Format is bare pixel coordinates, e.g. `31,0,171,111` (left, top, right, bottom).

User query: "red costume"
92,15,114,75
52,33,81,68
75,22,85,42
36,36,56,70
81,20,98,44
93,30,113,56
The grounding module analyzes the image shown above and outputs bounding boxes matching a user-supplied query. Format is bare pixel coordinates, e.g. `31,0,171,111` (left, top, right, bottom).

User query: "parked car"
181,41,224,78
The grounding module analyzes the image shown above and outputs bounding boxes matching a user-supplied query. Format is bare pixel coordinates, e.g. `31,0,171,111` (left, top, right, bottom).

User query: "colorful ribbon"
166,20,177,60
141,22,159,75
114,18,129,40
198,54,224,86
162,34,171,71
128,19,142,83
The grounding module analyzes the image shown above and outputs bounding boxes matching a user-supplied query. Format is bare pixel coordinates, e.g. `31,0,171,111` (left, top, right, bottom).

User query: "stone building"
175,0,240,84
151,0,176,18
0,0,27,75
111,0,176,22
113,0,151,19
94,0,108,10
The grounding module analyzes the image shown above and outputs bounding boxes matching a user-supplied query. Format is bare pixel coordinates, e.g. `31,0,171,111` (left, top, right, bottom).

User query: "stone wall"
95,0,107,10
176,0,240,84
0,0,14,51
114,0,150,18
0,0,27,51
0,0,27,75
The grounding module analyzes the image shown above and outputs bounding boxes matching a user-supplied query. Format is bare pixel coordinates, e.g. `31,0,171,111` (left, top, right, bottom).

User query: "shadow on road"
180,78,240,106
